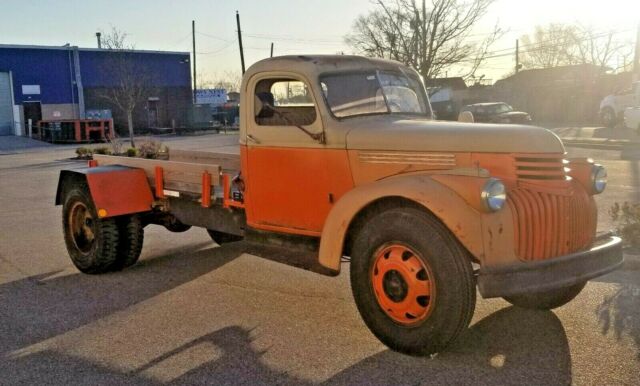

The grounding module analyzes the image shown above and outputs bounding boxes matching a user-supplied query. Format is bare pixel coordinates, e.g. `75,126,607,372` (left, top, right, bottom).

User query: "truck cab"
56,55,623,356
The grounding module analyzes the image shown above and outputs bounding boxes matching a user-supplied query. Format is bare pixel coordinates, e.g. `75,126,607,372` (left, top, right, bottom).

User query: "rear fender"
55,165,153,218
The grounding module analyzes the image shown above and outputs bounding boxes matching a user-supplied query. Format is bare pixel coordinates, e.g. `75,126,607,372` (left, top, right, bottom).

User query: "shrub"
75,147,92,158
107,137,124,155
93,146,112,155
610,202,640,248
126,147,138,157
138,140,162,159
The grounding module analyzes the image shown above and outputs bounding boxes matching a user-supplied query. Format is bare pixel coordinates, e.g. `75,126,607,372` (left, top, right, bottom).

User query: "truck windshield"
320,70,431,119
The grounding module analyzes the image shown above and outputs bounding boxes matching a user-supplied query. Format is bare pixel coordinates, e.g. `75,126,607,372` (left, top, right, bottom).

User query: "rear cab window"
254,79,317,126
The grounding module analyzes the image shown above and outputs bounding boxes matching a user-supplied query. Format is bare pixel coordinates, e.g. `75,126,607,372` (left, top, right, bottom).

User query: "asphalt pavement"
0,133,639,385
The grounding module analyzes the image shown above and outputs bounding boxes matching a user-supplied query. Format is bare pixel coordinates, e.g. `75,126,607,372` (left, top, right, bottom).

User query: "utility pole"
236,11,246,74
192,20,197,104
515,39,520,74
270,42,274,58
96,32,102,49
633,22,640,82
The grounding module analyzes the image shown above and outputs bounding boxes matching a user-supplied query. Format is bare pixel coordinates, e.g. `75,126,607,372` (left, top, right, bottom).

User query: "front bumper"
478,235,623,298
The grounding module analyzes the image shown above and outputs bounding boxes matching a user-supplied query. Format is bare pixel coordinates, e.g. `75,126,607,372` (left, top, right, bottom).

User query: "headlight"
481,178,507,212
592,164,607,194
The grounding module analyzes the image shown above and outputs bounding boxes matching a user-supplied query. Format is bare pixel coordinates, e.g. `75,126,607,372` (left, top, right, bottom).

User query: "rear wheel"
207,229,243,245
62,184,119,274
504,282,586,310
350,206,476,356
111,215,144,270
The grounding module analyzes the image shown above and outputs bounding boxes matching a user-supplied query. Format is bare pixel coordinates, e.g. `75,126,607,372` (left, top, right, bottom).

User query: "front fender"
318,173,488,272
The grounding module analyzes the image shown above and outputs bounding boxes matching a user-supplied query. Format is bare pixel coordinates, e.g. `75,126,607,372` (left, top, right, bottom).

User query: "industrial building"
0,44,192,136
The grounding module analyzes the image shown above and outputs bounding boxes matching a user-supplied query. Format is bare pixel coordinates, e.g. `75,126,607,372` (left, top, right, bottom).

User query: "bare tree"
199,70,243,93
345,0,502,80
520,24,632,70
573,26,632,69
520,24,579,69
98,27,155,147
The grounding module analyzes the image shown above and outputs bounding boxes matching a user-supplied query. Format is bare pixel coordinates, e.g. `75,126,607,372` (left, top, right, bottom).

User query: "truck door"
243,75,352,235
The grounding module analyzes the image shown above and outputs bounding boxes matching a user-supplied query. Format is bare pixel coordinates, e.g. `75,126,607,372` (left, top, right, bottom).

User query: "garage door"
0,72,14,136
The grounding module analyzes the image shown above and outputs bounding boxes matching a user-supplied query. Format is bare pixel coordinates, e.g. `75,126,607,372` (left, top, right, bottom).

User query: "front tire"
62,184,119,274
504,282,586,310
350,206,476,356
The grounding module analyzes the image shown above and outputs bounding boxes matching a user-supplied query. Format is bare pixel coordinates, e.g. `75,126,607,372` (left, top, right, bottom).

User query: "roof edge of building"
0,43,189,56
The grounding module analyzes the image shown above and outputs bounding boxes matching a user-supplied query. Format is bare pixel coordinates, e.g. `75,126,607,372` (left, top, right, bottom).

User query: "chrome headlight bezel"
591,164,607,194
481,178,507,212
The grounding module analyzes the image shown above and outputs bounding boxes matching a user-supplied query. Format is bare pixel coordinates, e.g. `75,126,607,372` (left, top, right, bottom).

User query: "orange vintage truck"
56,55,623,356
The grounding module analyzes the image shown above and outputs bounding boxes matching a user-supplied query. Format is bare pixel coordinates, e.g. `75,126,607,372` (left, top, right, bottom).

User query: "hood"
345,116,564,153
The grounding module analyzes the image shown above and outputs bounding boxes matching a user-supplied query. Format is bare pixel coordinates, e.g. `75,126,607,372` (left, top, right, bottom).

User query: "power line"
197,40,237,55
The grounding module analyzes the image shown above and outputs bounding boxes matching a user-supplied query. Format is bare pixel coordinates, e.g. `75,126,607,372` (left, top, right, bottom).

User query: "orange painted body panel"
85,167,154,218
241,145,354,234
347,150,473,185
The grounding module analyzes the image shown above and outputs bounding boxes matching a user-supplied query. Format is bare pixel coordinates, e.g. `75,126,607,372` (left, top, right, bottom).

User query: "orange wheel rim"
371,243,434,325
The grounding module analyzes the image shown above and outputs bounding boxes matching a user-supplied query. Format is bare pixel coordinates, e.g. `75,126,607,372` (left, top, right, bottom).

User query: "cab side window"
254,79,317,126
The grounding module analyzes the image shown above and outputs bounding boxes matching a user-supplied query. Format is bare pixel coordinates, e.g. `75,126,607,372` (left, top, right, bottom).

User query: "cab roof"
244,55,413,80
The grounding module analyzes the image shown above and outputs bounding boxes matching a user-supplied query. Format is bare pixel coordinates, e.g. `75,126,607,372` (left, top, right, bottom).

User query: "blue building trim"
0,44,191,106
0,47,77,104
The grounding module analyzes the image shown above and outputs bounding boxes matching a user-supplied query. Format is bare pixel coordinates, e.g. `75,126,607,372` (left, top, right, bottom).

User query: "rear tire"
62,184,119,274
350,206,476,356
207,229,243,245
504,282,586,310
112,215,144,270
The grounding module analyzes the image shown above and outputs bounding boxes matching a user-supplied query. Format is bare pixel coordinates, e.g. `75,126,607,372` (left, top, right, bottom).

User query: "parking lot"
0,133,639,385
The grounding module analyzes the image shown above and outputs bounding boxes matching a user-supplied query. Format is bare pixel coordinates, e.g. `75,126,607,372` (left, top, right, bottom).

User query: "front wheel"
504,282,586,310
350,206,476,356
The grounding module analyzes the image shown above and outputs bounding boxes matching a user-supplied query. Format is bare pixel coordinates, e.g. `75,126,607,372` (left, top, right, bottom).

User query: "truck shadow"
597,284,640,359
325,307,572,385
1,307,572,385
0,241,243,355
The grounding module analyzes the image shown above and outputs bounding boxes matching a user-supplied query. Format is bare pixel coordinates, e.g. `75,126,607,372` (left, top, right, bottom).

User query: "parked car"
459,102,532,124
600,81,640,128
624,106,640,131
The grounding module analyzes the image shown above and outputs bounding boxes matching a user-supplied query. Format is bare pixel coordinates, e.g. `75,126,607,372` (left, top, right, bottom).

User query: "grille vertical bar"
507,187,595,261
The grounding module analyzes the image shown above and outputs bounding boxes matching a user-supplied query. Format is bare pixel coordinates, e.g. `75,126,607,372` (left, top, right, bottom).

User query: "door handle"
247,134,261,144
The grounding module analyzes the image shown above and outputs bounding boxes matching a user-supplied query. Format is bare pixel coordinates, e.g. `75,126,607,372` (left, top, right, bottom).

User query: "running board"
242,242,339,276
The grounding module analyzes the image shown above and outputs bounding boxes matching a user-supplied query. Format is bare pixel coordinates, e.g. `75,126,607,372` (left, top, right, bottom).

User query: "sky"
0,0,637,84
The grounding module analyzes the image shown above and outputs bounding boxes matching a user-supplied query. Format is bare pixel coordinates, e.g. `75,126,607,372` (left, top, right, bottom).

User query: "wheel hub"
69,202,96,254
371,244,434,325
382,270,408,302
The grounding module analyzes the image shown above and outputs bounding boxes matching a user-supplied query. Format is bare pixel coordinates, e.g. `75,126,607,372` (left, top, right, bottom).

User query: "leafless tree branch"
345,0,500,80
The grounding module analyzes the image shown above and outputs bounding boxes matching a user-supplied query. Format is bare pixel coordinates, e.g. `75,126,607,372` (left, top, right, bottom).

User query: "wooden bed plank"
169,149,241,172
93,154,222,186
